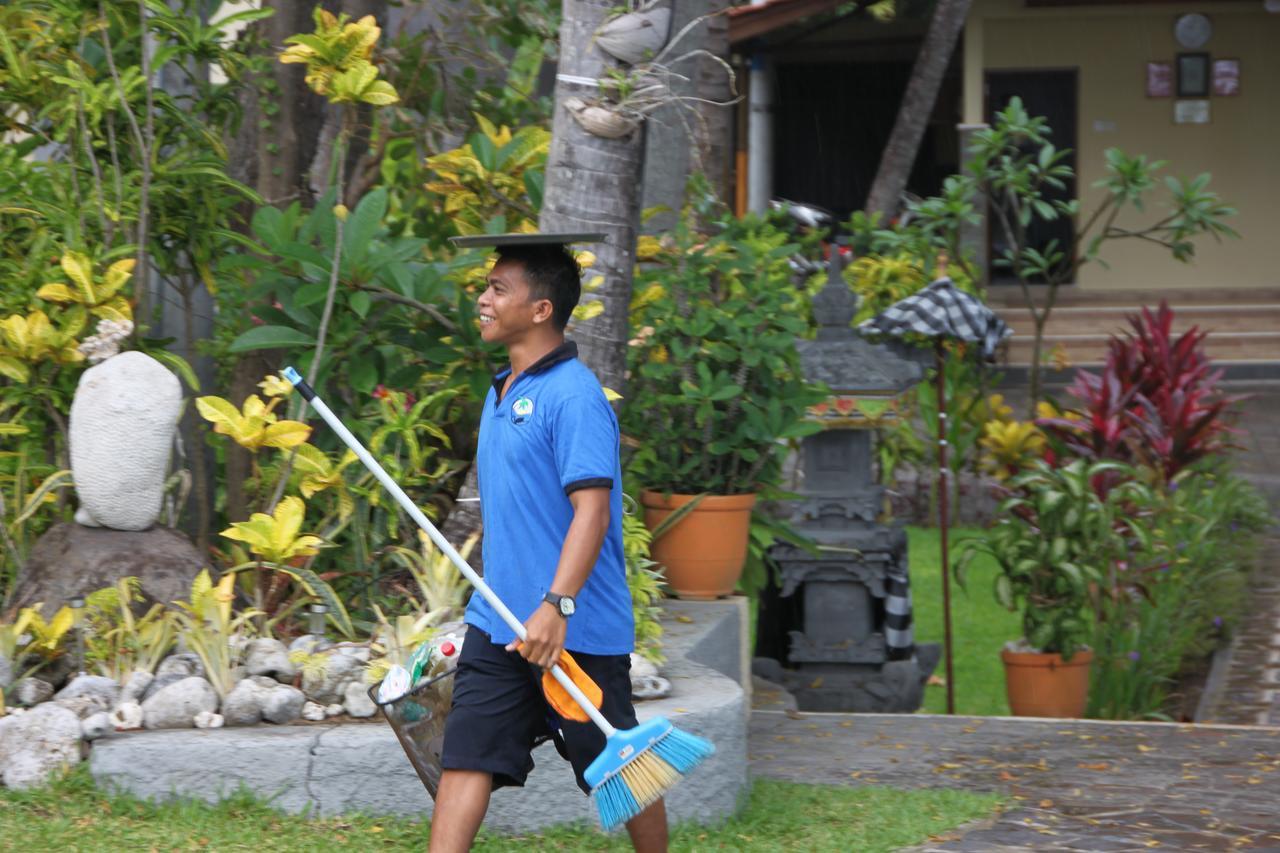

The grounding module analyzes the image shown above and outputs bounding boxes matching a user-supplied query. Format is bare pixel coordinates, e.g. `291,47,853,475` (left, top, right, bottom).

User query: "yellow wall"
966,0,1280,291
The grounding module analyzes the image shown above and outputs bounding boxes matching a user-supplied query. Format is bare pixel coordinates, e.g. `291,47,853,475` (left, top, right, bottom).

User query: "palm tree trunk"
539,0,645,395
863,0,972,219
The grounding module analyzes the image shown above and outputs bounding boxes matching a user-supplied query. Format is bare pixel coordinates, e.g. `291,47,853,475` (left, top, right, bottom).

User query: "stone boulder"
120,671,154,705
69,350,181,530
342,682,376,718
140,676,218,729
110,702,143,731
81,712,114,741
6,523,205,619
301,646,368,705
261,685,305,724
155,653,205,680
55,674,120,707
12,678,53,707
0,702,82,788
222,676,304,726
0,655,11,690
244,639,295,683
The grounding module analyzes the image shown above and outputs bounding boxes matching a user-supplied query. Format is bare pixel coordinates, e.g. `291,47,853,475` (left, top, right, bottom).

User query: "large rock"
155,653,205,681
12,678,53,707
301,648,368,705
221,677,303,726
56,674,121,708
342,681,376,718
120,671,154,705
261,685,305,725
6,523,205,618
0,655,11,690
245,639,295,683
81,712,114,741
140,676,217,729
69,350,181,530
0,702,82,789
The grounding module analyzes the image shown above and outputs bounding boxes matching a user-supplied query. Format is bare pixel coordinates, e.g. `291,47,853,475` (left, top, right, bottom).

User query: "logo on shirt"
511,396,534,424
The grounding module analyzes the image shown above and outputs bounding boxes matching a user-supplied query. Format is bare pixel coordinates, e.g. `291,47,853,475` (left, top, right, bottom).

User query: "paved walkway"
749,711,1280,851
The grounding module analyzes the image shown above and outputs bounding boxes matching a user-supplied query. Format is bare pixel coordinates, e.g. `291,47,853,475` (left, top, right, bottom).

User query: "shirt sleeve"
551,391,618,495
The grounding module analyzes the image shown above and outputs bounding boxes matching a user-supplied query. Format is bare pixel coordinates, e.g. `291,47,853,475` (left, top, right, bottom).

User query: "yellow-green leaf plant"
195,392,311,452
220,495,324,565
220,496,357,640
35,251,134,324
171,570,261,699
386,530,476,622
0,309,86,383
82,577,175,680
279,8,398,106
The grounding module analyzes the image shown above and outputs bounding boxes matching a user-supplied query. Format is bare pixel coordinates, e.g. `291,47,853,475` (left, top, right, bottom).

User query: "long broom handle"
282,367,618,737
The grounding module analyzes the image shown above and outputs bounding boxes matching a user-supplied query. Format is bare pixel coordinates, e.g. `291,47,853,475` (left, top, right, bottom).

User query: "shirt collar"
491,340,578,397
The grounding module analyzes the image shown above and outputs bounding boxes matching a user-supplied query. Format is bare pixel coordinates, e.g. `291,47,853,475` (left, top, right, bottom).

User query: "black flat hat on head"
448,232,607,249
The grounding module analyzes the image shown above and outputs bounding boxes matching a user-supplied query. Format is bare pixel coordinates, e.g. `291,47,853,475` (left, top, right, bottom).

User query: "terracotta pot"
1002,647,1093,718
640,491,756,600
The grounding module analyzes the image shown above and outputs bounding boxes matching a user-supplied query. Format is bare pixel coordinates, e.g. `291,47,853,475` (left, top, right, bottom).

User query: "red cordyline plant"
1038,302,1242,484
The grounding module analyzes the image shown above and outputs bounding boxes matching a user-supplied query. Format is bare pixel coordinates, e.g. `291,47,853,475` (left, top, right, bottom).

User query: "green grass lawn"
906,525,1021,717
1,766,1002,852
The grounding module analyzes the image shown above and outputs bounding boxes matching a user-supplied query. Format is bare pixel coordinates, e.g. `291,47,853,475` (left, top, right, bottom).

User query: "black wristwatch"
543,591,576,618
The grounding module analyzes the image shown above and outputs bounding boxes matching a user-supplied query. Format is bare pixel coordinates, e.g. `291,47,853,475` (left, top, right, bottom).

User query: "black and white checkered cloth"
858,277,1011,361
884,563,915,661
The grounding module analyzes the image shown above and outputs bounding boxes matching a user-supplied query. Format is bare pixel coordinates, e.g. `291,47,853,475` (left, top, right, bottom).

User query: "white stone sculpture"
69,350,182,530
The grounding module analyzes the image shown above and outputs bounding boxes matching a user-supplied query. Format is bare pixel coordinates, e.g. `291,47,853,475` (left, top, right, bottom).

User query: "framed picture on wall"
1146,62,1173,98
1213,59,1241,96
1176,53,1210,97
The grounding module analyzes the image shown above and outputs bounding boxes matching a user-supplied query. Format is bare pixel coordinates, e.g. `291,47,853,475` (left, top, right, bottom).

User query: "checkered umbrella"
860,275,1010,714
857,277,1011,360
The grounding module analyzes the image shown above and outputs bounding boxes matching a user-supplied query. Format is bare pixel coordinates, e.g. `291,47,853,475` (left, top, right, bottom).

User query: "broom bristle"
591,727,715,831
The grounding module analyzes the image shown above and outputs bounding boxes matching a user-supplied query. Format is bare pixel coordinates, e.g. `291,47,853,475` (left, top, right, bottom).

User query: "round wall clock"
1174,13,1213,49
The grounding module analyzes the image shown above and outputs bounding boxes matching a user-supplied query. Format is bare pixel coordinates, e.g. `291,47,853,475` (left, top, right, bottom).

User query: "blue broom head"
586,717,715,831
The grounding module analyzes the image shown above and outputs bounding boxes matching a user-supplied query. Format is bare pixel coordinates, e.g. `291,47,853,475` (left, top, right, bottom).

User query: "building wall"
965,0,1279,291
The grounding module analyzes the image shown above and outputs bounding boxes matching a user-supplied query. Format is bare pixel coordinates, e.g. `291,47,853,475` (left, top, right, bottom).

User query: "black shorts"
441,626,638,794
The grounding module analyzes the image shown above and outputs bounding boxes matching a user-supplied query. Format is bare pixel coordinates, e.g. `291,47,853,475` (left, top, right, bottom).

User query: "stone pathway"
1199,541,1280,727
749,710,1280,851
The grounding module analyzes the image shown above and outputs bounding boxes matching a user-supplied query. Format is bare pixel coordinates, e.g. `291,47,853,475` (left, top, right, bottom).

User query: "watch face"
560,597,576,616
1174,13,1212,49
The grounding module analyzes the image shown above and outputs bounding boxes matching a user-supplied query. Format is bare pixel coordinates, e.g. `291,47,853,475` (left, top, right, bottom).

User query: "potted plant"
957,458,1131,717
621,194,826,599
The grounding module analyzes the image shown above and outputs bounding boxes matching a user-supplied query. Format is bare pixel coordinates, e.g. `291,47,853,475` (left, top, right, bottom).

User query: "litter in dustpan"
370,667,456,800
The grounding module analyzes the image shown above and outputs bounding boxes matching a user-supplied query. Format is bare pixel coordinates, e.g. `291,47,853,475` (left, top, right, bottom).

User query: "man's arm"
507,486,610,669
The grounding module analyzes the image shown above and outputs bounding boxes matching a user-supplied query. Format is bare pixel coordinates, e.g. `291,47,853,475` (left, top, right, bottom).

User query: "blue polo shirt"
464,341,635,655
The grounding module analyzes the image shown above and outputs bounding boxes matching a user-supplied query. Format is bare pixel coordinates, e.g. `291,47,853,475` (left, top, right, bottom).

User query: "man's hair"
495,244,582,332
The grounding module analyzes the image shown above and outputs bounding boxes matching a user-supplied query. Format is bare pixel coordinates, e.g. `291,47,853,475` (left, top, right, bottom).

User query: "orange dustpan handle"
514,645,604,723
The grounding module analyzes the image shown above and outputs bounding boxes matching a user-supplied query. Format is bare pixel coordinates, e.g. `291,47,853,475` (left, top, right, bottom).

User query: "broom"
281,366,713,830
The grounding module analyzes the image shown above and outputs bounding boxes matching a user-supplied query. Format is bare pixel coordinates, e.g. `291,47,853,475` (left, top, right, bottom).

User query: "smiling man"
430,235,667,852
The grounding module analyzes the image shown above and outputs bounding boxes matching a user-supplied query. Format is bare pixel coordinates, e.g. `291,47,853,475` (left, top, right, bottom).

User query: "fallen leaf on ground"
1078,762,1111,771
1137,744,1156,753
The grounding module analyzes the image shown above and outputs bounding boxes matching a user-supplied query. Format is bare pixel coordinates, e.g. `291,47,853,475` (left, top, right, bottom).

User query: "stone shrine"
767,248,940,712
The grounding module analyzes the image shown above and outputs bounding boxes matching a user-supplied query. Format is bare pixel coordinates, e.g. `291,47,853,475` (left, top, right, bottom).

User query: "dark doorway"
985,69,1078,284
773,60,961,221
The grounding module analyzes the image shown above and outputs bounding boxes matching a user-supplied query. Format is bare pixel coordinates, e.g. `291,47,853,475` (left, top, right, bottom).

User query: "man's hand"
507,602,567,670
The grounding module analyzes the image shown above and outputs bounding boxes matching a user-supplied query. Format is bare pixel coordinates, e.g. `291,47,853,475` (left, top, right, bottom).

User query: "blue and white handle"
280,367,615,736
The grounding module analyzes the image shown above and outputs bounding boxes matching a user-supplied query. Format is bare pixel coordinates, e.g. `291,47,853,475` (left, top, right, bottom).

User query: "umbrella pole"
936,342,955,715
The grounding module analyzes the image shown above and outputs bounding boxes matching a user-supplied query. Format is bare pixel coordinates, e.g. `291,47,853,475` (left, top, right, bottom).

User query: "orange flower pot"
1002,648,1093,718
640,491,756,600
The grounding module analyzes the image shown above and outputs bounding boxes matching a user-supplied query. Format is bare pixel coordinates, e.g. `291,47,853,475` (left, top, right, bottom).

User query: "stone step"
1003,331,1280,367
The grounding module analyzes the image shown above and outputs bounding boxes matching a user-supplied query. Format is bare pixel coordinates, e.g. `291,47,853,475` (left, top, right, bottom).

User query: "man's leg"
625,797,668,853
429,769,493,853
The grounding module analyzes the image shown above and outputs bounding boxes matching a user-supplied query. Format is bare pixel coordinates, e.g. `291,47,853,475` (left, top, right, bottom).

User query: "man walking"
429,235,667,852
